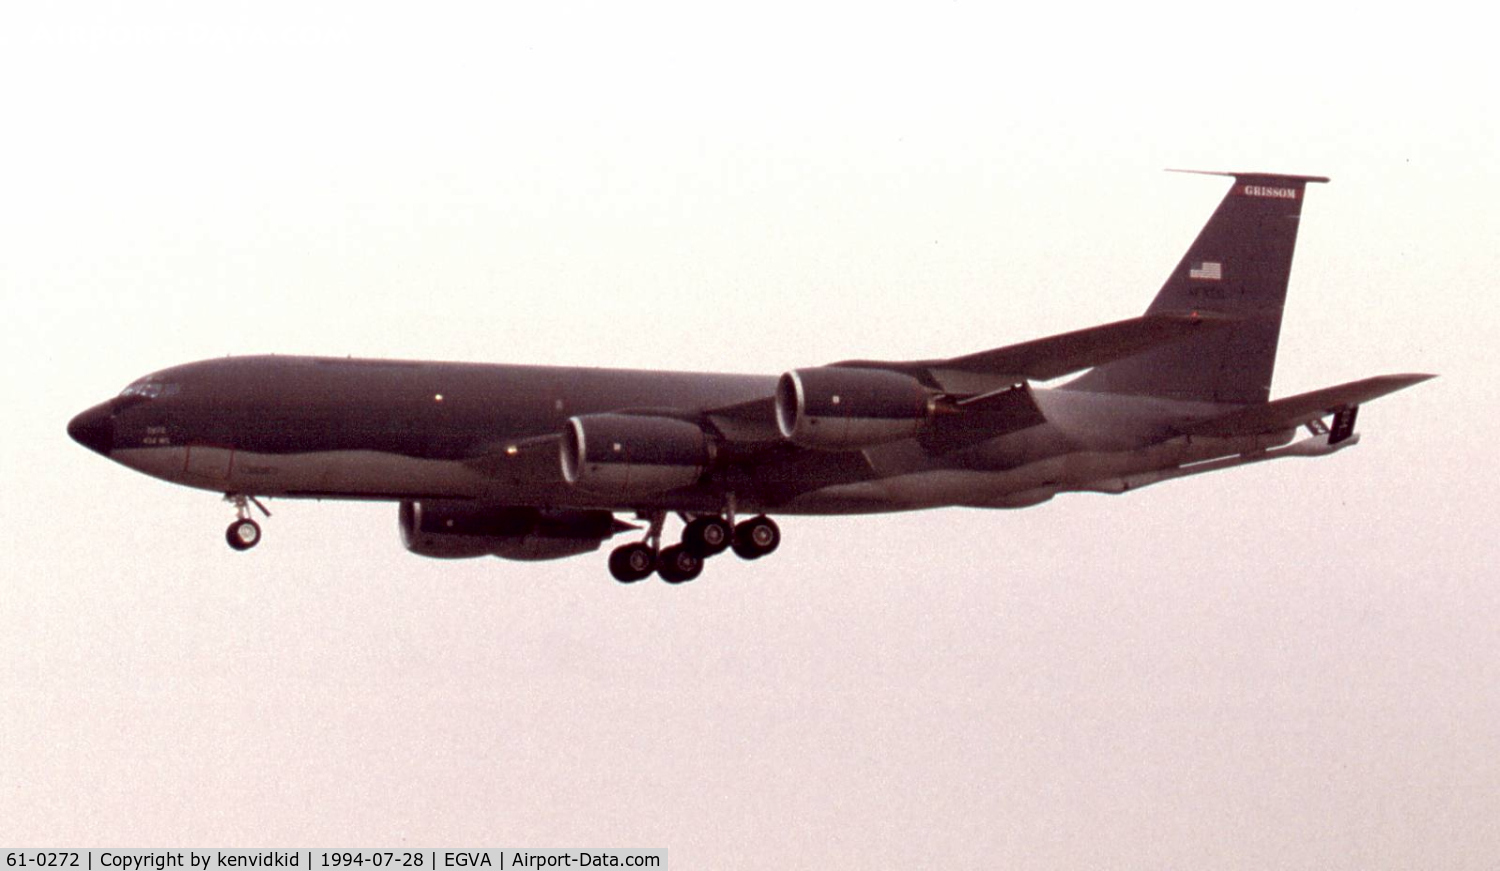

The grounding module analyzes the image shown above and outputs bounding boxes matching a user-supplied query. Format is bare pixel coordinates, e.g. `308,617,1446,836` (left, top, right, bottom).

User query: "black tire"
608,543,656,583
732,515,780,560
657,544,703,584
682,516,732,557
226,518,261,551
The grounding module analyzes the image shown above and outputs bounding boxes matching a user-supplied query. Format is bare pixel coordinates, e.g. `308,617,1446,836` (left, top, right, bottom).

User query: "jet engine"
399,500,629,561
776,366,936,449
560,413,710,497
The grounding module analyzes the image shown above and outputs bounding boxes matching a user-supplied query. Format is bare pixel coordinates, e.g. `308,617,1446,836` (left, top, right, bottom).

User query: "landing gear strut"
224,493,270,552
605,509,780,583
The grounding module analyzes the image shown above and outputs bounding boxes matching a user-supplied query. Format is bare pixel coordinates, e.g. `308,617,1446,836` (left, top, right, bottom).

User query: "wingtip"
1370,372,1438,391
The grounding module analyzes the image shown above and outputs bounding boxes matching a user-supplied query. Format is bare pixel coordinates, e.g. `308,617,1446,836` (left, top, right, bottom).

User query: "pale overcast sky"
3,2,1497,868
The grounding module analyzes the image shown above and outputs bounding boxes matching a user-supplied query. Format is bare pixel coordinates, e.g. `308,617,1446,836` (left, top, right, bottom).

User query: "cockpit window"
118,381,181,399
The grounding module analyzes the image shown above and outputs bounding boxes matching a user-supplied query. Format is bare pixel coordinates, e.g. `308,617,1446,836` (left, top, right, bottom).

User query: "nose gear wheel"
223,493,270,551
226,518,261,551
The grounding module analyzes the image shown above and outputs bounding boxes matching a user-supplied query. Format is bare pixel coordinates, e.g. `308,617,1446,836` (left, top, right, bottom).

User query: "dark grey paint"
66,172,1432,564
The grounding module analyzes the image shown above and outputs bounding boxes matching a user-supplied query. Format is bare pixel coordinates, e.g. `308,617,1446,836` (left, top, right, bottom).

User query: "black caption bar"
3,851,665,871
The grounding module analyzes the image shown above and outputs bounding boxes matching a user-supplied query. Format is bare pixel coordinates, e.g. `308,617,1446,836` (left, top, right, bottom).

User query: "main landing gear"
607,511,780,585
224,493,271,552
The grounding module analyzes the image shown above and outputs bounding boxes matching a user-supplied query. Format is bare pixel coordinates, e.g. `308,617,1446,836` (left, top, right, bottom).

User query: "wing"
833,311,1237,393
694,312,1239,455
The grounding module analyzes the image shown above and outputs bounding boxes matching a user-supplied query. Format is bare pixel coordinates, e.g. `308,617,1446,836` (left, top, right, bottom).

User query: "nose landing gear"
224,494,271,552
226,518,261,551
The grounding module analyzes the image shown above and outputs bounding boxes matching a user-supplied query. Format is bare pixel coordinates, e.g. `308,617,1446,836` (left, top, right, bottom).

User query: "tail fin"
1065,171,1330,404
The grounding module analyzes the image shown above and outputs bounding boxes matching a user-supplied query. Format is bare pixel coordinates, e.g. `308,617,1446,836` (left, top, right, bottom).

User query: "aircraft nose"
67,401,115,456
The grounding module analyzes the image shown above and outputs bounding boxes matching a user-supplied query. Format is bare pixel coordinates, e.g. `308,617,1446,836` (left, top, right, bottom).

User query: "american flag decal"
1189,261,1222,281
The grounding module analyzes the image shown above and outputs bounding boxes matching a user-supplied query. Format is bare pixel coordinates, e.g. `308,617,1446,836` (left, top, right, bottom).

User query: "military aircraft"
68,171,1431,583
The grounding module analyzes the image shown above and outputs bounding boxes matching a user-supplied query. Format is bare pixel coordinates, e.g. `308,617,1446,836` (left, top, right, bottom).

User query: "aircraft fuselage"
69,354,1299,516
66,172,1425,582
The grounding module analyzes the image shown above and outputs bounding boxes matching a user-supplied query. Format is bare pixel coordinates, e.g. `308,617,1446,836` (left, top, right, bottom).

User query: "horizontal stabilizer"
837,311,1236,393
1178,373,1435,437
1166,168,1331,185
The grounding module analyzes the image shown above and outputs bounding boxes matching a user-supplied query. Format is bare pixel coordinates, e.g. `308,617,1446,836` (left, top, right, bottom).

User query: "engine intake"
561,413,710,497
776,366,935,449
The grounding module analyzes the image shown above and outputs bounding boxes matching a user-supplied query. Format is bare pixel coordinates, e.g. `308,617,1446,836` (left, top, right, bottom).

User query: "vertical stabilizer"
1065,171,1329,404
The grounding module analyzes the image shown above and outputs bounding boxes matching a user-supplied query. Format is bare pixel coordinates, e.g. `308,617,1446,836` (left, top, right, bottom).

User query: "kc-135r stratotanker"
69,172,1432,583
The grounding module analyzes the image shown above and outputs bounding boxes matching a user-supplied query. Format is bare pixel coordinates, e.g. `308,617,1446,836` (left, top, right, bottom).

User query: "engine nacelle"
561,413,710,497
776,366,934,449
399,500,624,561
